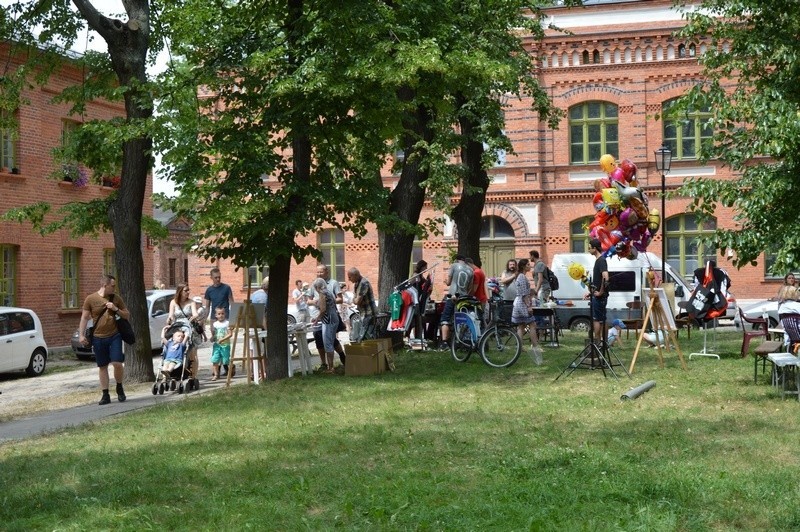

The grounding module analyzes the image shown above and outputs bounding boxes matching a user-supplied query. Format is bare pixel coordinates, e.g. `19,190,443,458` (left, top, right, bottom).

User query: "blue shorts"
211,343,231,365
439,299,456,326
592,296,608,323
93,333,124,367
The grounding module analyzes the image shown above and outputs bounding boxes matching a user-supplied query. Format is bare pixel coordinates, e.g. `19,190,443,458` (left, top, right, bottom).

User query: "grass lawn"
1,328,799,530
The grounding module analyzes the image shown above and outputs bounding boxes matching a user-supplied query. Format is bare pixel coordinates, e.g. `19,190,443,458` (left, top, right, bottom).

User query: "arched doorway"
478,216,516,278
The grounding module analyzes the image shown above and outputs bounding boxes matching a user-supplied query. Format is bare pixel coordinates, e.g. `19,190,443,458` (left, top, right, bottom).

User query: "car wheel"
570,317,591,333
25,348,47,377
287,313,297,325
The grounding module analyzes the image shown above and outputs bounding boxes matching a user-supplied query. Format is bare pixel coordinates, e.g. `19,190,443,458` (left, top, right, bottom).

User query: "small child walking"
211,307,233,381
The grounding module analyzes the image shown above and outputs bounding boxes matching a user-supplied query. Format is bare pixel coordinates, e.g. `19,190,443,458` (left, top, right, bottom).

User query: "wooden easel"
226,298,266,386
629,288,687,374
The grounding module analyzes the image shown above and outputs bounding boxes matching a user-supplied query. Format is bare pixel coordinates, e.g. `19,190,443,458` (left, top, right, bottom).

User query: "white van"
550,252,692,332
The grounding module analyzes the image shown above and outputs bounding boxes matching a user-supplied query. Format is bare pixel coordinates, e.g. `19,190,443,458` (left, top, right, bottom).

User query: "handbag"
85,305,109,346
191,320,204,336
116,316,136,345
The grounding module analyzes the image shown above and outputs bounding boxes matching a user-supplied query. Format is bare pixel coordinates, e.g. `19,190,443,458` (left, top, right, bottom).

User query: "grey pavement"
0,338,325,444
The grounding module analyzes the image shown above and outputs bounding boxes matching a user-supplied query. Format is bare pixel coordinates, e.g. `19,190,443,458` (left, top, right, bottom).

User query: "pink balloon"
610,168,625,183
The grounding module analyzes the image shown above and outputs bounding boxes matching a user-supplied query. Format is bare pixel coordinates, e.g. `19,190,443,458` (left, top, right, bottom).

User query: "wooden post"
226,299,267,386
629,288,686,374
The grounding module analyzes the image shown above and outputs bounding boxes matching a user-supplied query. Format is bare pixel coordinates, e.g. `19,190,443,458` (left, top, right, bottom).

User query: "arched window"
570,217,593,253
678,44,686,58
582,50,590,64
318,228,346,282
480,216,515,239
665,214,717,278
592,49,600,63
662,98,712,160
569,101,619,165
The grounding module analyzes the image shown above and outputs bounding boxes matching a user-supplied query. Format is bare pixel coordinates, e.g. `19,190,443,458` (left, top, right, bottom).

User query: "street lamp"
654,145,672,284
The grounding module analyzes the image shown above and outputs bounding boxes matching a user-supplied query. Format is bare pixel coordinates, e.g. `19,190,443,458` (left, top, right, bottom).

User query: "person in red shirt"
464,257,488,324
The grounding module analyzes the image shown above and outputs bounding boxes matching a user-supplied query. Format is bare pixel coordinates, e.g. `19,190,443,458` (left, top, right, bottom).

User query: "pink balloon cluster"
588,155,660,260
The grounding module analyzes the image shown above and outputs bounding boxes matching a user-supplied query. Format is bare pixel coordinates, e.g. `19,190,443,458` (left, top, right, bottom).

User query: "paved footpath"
0,342,318,444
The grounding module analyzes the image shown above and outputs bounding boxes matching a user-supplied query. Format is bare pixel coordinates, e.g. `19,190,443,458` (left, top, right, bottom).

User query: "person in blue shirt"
203,267,235,323
203,267,234,375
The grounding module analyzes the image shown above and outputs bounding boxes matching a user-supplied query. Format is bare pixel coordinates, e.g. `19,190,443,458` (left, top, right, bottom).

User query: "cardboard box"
362,338,393,356
345,341,391,376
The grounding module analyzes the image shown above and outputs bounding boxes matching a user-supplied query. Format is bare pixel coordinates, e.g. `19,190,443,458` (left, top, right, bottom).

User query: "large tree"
375,1,579,298
157,0,395,379
677,0,800,272
1,1,162,382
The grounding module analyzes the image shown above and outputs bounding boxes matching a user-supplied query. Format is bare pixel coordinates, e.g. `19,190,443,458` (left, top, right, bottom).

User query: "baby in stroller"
162,328,188,375
152,323,199,395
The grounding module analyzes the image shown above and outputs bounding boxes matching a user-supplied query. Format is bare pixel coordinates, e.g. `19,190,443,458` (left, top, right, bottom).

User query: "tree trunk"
74,0,154,382
265,255,290,379
377,102,434,306
451,113,489,264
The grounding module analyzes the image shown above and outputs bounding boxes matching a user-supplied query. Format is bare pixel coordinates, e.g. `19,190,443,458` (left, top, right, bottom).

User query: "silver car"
71,289,176,359
0,307,48,376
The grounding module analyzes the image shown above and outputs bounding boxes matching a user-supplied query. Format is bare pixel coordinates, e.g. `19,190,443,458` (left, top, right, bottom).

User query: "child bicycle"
450,295,522,368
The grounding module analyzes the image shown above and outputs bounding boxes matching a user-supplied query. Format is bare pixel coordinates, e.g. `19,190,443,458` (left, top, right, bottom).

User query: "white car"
71,289,176,359
0,307,48,376
734,299,781,330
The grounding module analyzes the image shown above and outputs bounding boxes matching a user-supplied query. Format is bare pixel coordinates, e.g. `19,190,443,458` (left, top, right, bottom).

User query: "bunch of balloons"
588,154,661,260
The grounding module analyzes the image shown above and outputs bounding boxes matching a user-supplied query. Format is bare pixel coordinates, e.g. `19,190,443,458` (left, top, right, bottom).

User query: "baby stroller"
151,323,200,395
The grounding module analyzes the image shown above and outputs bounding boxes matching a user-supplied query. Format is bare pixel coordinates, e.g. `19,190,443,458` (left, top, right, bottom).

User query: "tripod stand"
554,291,630,381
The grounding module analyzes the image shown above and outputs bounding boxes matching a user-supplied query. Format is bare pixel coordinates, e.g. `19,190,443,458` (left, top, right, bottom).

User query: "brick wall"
0,45,153,349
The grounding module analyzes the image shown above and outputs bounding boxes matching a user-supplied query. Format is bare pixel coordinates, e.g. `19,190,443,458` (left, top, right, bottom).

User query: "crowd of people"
76,248,610,406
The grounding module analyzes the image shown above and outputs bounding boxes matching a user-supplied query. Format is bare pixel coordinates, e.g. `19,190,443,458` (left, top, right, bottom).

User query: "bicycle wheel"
479,326,522,368
451,322,474,362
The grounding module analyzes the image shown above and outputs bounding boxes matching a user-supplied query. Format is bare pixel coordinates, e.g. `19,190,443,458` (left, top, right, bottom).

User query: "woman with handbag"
167,283,201,378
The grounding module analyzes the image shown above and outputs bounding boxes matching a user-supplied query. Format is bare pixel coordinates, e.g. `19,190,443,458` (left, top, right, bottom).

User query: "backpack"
545,266,559,291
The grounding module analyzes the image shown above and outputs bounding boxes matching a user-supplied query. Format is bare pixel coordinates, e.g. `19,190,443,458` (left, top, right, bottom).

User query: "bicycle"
450,295,522,368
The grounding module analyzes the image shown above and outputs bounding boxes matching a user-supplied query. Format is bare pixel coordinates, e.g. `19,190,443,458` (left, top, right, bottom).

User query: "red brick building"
0,44,152,348
151,207,190,289
185,0,773,307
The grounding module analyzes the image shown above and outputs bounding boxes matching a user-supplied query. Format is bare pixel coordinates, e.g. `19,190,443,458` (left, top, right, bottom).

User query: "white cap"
192,296,203,304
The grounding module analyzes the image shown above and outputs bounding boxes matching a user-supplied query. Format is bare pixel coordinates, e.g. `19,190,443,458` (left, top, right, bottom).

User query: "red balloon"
620,159,637,182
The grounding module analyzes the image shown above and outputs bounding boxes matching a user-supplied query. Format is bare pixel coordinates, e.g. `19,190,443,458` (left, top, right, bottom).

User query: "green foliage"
3,199,168,242
677,0,800,273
